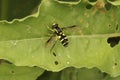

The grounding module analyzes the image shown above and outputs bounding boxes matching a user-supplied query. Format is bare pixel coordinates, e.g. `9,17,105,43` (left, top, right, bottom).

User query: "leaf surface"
0,61,44,80
0,0,120,77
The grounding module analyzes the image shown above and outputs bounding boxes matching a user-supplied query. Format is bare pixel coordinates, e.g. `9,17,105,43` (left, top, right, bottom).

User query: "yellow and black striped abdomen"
52,23,68,47
59,34,68,47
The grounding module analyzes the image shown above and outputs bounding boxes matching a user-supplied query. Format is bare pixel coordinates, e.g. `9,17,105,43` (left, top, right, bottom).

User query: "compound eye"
52,23,58,28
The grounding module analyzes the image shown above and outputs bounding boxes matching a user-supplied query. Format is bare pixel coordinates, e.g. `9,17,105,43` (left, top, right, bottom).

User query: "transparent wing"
45,33,58,52
61,25,76,30
61,25,82,35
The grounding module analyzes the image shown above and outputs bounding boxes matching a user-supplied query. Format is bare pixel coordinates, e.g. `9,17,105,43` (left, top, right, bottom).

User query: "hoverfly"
46,23,76,52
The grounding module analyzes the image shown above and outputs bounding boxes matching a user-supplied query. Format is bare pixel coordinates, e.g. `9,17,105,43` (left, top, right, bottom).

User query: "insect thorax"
52,23,69,47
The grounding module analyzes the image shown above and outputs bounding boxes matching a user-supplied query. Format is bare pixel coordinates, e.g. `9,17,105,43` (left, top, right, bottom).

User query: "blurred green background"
0,0,41,21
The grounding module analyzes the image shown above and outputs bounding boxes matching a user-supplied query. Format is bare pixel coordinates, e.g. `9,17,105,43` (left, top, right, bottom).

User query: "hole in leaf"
116,24,119,31
54,61,59,65
11,70,15,74
86,4,93,9
107,36,120,47
105,2,111,11
114,63,117,66
53,52,57,57
108,24,111,27
88,0,97,2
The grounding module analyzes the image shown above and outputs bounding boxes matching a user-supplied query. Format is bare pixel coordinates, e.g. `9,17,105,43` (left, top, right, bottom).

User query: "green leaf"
107,0,120,6
55,0,81,4
37,67,120,80
0,61,44,80
0,0,120,77
61,67,106,80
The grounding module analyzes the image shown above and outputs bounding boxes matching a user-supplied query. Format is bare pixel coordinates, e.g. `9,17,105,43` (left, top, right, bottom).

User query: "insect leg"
50,40,58,52
45,34,55,47
45,33,58,52
47,25,54,32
